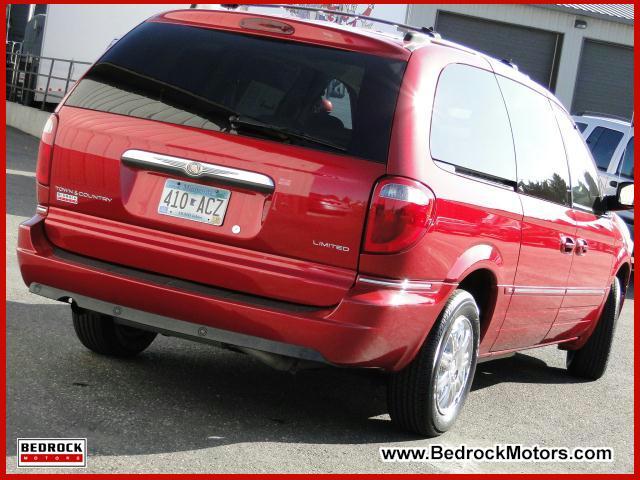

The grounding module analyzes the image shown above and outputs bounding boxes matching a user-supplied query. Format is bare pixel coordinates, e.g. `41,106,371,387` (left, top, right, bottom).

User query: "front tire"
72,306,157,357
566,277,622,380
388,290,480,436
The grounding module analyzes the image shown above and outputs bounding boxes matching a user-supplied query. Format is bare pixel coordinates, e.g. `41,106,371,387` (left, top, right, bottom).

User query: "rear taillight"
363,177,435,254
36,114,58,186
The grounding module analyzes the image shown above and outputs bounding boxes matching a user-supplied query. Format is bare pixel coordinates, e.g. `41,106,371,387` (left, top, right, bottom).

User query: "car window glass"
576,122,588,133
617,137,634,180
430,63,515,182
323,79,352,130
585,126,624,171
497,76,569,205
552,104,602,210
65,22,406,163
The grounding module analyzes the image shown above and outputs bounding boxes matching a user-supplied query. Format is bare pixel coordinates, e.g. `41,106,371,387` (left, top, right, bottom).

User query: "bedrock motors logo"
17,438,87,467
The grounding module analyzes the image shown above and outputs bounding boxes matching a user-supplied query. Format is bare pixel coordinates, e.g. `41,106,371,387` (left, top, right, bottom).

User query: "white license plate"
158,179,230,226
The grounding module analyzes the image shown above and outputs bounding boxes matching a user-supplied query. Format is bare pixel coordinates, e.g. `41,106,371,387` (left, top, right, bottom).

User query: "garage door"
435,11,562,90
572,40,633,119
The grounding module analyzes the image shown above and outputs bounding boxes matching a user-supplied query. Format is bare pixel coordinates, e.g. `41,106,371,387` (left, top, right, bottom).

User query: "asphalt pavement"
5,126,634,473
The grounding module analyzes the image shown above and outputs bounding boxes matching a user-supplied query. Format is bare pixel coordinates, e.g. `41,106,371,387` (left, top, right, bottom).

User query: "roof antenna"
500,58,519,71
404,25,440,42
421,26,437,36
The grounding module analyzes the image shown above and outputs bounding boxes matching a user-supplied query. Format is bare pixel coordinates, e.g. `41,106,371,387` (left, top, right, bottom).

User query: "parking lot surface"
5,127,634,473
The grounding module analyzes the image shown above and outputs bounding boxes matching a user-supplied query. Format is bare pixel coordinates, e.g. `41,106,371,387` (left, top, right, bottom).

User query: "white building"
406,4,634,119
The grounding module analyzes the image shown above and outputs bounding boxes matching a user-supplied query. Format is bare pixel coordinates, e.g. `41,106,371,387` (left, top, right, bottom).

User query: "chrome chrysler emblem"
185,161,203,177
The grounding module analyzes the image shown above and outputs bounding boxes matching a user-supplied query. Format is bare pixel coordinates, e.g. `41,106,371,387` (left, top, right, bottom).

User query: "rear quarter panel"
359,45,524,353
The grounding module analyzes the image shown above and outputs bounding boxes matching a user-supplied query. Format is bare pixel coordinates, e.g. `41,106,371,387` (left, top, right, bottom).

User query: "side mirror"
619,182,634,207
603,182,634,211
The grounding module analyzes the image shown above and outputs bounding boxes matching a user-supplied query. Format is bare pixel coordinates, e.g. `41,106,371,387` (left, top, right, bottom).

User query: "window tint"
576,122,588,133
585,127,624,171
65,22,406,163
430,64,515,182
497,76,570,205
552,104,602,210
617,137,634,179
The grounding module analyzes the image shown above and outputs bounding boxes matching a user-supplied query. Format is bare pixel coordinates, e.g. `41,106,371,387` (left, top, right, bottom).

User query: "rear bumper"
17,214,454,371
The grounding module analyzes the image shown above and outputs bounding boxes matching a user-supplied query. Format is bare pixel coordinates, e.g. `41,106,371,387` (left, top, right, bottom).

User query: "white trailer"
34,4,189,103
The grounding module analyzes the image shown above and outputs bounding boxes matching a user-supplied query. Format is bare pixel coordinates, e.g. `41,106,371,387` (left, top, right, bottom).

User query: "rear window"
585,126,624,171
64,21,406,163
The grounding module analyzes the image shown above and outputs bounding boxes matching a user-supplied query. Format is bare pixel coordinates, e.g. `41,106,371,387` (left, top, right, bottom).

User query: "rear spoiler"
152,8,412,60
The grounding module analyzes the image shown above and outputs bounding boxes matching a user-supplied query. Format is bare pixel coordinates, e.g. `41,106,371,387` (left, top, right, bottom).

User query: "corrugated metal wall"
407,4,634,116
572,40,633,119
435,11,561,89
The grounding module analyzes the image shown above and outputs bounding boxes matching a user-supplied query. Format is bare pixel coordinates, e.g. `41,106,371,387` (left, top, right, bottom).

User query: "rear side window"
64,21,406,163
551,104,601,210
585,126,624,171
575,122,588,133
497,76,570,206
430,63,516,182
617,137,634,180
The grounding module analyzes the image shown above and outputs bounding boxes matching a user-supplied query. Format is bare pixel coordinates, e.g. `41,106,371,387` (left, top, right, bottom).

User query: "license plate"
158,179,230,226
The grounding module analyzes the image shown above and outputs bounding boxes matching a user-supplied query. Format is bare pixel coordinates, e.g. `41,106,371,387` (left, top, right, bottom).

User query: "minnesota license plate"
158,179,230,226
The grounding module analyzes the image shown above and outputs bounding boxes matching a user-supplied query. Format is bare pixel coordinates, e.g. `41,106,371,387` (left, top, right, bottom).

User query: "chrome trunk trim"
121,149,275,193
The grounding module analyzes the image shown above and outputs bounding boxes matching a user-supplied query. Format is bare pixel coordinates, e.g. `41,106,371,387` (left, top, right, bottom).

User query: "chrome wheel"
388,289,479,436
434,315,473,416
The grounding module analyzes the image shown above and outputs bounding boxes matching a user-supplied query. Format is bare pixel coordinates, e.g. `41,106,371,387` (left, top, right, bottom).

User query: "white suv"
572,114,634,196
573,114,634,270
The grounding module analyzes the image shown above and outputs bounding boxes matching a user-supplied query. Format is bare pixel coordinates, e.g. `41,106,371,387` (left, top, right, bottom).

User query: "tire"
72,306,157,357
566,277,621,380
388,289,480,436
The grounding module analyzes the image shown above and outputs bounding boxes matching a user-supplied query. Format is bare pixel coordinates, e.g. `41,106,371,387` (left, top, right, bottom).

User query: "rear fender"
444,244,511,353
397,243,508,366
445,243,504,283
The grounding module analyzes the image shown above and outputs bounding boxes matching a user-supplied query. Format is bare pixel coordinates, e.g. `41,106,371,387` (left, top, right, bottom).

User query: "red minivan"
17,8,634,436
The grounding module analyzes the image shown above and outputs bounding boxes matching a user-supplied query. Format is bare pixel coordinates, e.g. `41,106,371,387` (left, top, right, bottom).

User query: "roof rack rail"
500,58,519,71
219,4,440,37
578,111,632,123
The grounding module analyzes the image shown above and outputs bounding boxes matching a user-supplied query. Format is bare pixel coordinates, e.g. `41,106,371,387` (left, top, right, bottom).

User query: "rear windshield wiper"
229,115,347,153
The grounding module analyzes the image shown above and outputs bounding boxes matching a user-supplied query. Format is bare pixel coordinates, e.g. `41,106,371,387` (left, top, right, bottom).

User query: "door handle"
560,236,575,254
576,238,589,256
